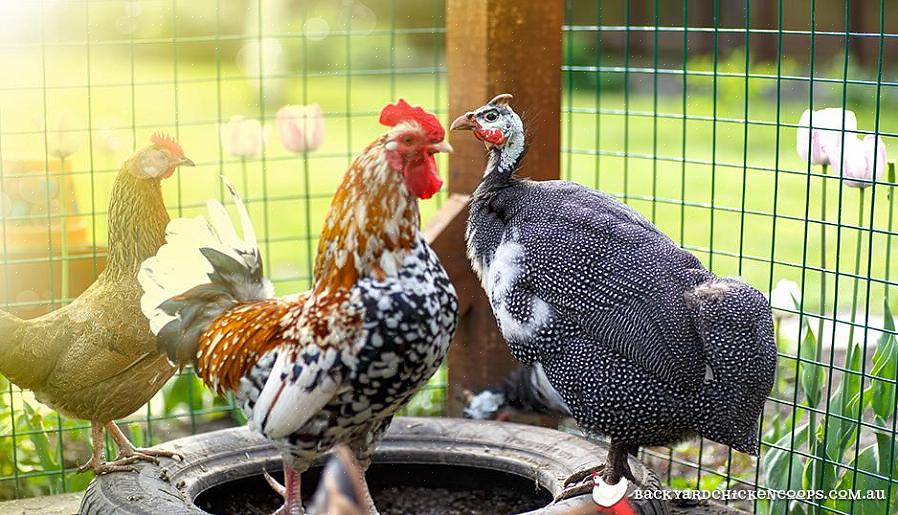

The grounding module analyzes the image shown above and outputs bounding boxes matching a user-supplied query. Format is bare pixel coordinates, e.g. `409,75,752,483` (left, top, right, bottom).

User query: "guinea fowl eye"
484,112,498,122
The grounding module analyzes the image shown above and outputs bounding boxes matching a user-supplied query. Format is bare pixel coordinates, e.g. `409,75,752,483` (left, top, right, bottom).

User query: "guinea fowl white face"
450,93,525,174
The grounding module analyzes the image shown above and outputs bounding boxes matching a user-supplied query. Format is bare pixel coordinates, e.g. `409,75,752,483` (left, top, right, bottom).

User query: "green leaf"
830,434,896,515
867,299,897,420
873,418,898,514
799,319,824,409
763,425,807,515
19,403,59,494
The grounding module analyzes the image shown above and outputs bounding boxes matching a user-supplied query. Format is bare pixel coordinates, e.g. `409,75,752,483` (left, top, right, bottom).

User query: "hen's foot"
77,455,137,475
78,422,138,475
106,421,183,465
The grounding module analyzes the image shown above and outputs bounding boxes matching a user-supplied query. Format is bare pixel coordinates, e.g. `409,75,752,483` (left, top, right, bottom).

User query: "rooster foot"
269,465,305,515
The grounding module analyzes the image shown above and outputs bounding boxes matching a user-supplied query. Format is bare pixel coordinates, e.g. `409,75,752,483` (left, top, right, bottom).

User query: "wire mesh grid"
0,0,446,500
562,0,897,513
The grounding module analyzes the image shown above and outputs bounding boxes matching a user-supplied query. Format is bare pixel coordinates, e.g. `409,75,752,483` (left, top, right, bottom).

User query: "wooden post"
425,0,563,416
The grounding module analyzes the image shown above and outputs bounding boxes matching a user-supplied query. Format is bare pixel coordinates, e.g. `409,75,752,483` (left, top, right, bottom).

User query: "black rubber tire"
80,417,675,515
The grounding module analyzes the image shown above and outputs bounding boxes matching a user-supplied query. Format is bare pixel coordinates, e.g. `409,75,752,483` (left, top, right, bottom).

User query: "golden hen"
0,134,194,474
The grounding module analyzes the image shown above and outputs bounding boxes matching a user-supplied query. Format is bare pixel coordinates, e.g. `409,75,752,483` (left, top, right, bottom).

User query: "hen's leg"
77,423,136,474
270,465,303,515
106,422,183,465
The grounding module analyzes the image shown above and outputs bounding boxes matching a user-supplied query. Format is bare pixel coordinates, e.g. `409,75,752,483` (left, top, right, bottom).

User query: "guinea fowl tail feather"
138,179,274,367
686,278,778,456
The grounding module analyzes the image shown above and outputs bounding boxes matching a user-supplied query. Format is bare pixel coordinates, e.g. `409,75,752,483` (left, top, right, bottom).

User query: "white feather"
252,348,341,439
138,178,266,335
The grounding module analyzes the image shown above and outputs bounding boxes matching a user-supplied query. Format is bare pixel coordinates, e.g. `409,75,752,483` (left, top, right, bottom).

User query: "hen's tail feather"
0,309,24,377
139,179,274,367
686,278,778,456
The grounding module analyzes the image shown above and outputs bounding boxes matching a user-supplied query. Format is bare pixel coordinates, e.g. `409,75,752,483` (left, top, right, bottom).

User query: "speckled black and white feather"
238,235,458,469
463,101,777,455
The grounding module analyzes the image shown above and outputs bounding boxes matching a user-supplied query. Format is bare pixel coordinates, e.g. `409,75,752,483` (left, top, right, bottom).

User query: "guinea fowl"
450,94,777,490
0,134,193,474
140,100,458,515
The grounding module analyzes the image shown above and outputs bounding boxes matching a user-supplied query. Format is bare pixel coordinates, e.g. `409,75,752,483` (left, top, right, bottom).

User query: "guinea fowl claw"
555,464,606,502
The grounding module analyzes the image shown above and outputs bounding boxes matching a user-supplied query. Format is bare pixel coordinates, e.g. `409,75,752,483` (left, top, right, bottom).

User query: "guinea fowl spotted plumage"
451,94,777,490
140,100,458,515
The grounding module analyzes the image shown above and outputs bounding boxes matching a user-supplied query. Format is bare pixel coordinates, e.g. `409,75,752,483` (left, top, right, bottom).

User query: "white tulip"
796,108,857,165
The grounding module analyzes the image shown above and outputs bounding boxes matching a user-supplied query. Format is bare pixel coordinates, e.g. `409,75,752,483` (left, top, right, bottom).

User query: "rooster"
139,100,458,515
451,94,777,493
0,134,194,474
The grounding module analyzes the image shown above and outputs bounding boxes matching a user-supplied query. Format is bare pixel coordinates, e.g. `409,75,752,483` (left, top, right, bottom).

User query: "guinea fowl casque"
139,100,458,515
451,94,777,492
0,134,194,473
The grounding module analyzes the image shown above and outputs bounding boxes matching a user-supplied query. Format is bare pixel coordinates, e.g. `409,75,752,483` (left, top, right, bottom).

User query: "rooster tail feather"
686,278,778,456
139,179,274,367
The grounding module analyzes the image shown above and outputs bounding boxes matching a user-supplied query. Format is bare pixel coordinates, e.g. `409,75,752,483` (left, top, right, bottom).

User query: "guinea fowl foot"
555,441,639,503
556,464,605,501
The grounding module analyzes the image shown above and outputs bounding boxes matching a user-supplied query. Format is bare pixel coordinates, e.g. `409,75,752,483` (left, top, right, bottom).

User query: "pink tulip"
276,104,325,153
796,108,858,165
826,133,887,188
220,116,269,158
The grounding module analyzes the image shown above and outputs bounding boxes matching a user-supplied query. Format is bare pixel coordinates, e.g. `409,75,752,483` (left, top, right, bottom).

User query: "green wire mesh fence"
0,0,446,500
0,1,896,513
562,0,897,513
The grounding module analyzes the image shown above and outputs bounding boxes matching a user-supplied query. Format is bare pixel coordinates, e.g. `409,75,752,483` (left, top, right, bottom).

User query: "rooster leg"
271,465,304,515
105,422,183,465
77,423,137,474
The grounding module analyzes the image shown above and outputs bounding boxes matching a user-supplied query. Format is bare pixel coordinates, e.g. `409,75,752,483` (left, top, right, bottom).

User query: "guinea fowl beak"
450,112,477,131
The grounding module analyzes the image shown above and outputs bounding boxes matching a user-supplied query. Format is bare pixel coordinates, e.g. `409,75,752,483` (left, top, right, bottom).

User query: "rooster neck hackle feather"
312,137,419,297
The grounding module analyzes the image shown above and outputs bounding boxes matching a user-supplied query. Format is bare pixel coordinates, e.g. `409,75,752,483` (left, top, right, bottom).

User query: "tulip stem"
59,157,69,304
241,157,249,202
817,165,828,363
846,188,865,351
886,162,895,300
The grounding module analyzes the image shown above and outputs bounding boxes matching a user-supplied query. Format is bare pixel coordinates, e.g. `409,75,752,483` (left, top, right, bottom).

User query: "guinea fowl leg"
269,465,304,515
77,423,137,474
555,441,638,502
603,440,637,485
105,422,183,465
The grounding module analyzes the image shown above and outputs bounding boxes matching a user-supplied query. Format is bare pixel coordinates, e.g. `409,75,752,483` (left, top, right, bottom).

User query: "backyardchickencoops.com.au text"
632,488,887,502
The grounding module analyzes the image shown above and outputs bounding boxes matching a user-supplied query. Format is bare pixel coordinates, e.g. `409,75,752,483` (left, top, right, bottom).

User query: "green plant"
761,298,898,515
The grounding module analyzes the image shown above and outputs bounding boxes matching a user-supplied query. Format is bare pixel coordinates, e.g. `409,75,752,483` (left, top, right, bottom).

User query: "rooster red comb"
150,132,185,158
379,99,445,142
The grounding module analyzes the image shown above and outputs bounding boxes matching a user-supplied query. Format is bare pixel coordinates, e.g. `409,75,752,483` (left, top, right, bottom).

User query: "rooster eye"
403,136,414,144
484,112,498,122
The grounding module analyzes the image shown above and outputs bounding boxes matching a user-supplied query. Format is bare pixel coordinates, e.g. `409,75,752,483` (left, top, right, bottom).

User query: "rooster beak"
450,112,477,131
179,157,195,167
